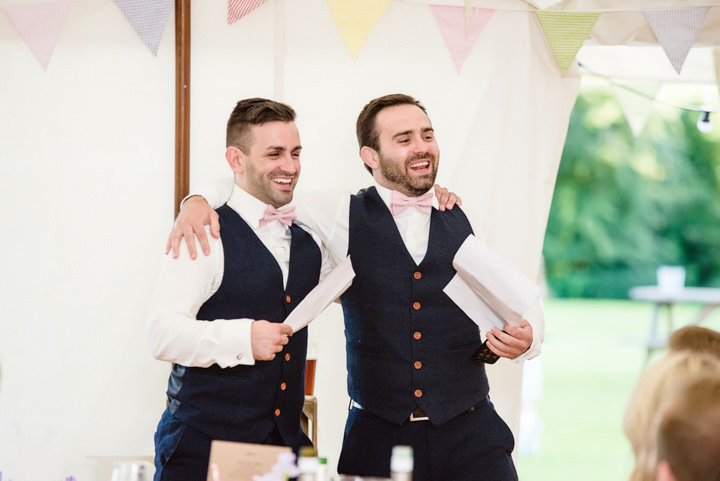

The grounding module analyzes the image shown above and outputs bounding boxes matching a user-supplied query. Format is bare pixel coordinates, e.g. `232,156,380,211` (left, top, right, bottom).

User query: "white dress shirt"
197,177,544,362
146,185,329,368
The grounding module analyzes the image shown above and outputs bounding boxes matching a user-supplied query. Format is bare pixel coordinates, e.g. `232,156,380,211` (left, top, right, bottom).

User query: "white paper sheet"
283,256,355,333
444,235,540,331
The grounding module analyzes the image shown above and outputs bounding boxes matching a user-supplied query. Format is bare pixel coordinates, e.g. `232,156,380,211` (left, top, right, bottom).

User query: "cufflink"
236,353,243,360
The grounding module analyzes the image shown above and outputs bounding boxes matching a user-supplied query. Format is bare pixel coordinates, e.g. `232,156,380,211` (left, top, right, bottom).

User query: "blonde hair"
656,373,720,481
623,351,720,481
667,326,720,360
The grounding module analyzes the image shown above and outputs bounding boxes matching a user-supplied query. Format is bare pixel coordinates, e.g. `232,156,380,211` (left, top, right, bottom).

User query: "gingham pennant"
228,0,269,25
326,0,390,60
1,0,70,70
535,11,600,75
642,7,709,74
113,0,173,56
431,5,493,73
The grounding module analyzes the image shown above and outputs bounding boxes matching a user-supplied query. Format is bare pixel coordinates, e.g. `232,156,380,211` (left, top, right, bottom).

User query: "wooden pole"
174,0,191,217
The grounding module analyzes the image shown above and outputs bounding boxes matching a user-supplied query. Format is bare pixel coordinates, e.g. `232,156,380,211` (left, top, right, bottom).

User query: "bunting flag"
1,1,70,70
326,0,390,60
612,83,661,137
228,0,269,25
535,11,600,75
112,0,173,56
642,7,709,74
431,5,493,73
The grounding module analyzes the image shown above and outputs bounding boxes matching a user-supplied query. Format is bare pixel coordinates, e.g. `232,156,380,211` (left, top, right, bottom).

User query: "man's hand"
433,184,462,211
165,196,220,259
485,319,533,360
251,321,293,361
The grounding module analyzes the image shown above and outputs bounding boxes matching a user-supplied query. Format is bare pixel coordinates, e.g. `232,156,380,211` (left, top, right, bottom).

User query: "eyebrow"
391,127,434,140
264,145,302,152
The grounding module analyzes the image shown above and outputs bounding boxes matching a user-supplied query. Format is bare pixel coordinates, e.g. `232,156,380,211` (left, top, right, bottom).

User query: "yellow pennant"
535,11,600,75
326,0,390,60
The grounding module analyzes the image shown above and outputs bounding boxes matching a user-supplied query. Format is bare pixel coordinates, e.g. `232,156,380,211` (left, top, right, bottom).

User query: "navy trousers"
337,398,517,481
153,410,291,481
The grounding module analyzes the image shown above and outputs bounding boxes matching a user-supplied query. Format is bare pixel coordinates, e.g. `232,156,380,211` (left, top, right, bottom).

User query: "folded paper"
283,256,354,332
444,235,540,332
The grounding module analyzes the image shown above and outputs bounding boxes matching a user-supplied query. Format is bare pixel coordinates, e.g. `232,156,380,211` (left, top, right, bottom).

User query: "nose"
278,151,298,174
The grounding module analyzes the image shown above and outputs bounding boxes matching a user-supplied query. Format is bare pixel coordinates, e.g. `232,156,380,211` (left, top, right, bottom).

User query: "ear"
360,146,379,172
656,461,675,481
225,146,244,174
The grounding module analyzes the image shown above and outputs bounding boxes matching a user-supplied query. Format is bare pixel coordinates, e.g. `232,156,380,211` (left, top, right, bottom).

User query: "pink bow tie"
259,205,297,227
389,191,433,216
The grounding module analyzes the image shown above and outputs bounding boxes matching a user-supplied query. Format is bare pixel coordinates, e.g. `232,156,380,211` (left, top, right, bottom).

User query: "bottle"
297,446,319,481
316,457,328,481
390,445,413,481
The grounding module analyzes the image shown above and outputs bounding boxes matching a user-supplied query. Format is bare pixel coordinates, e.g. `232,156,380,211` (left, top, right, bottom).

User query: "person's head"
225,98,300,208
655,373,720,481
667,326,720,360
623,351,720,481
356,94,439,197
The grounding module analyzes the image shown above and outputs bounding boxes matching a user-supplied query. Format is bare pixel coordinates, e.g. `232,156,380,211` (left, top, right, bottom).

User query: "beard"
377,151,439,196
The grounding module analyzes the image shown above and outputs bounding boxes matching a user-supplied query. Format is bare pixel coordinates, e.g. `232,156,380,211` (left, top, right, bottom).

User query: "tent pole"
174,0,191,217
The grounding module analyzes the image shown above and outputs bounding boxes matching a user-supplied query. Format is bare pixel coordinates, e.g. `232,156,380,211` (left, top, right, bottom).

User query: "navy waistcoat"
341,187,488,426
166,204,321,448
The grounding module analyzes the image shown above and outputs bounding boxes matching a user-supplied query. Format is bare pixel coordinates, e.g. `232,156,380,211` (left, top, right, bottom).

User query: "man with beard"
148,98,326,481
170,94,543,481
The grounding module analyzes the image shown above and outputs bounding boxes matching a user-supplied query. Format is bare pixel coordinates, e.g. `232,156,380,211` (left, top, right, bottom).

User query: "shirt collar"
227,184,286,229
374,182,436,212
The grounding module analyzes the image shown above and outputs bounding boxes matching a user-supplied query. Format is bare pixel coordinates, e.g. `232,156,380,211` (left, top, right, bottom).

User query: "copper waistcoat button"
274,408,281,416
412,302,421,310
285,294,291,303
280,382,287,391
413,271,422,280
414,389,423,398
414,361,422,370
285,353,291,361
413,331,421,340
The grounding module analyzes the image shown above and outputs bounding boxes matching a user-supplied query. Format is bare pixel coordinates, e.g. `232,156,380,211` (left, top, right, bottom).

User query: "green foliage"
543,88,720,298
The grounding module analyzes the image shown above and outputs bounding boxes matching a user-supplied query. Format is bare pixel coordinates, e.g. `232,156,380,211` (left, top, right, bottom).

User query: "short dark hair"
356,94,427,174
226,98,296,152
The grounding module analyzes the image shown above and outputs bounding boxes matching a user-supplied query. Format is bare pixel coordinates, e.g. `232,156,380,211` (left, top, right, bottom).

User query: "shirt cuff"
216,318,255,367
511,300,544,363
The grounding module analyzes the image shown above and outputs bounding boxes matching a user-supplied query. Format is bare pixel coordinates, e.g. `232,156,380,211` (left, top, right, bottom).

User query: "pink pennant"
2,1,70,70
228,0,269,25
431,5,493,73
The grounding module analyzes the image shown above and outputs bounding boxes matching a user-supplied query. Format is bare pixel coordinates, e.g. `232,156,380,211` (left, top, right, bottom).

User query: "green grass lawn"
515,297,720,481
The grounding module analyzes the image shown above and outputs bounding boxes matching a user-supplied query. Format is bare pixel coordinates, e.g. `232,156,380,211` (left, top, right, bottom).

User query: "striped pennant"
431,5,493,73
228,0,269,25
326,0,390,60
113,0,173,56
642,7,709,74
535,11,600,76
1,0,70,70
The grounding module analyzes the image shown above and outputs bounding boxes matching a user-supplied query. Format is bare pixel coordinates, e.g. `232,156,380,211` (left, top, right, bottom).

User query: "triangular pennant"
612,83,661,137
326,0,390,60
113,0,173,56
228,0,269,25
713,47,720,99
1,1,70,70
642,7,709,75
535,11,600,75
431,5,493,73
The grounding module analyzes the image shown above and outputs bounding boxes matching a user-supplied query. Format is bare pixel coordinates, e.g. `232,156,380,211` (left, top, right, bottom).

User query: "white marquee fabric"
1,1,719,480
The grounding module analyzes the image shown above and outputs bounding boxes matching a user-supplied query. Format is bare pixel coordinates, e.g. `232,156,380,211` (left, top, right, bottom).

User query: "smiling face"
228,121,301,208
365,103,439,196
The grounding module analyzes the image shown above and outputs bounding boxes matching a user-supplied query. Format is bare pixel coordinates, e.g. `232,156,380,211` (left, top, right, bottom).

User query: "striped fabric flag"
431,5,493,73
113,0,173,56
228,0,269,25
642,7,709,74
1,0,70,70
326,0,390,60
535,11,600,75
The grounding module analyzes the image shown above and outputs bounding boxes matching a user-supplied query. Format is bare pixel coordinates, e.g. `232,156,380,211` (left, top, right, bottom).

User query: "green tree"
543,88,720,298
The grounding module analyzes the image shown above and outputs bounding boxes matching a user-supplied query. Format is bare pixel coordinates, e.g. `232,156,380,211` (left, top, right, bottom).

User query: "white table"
628,286,720,362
